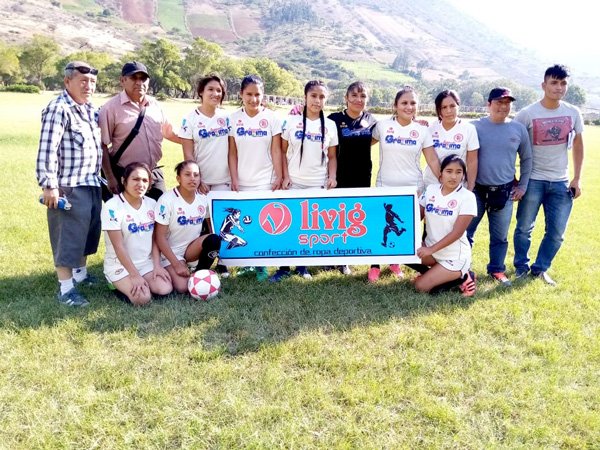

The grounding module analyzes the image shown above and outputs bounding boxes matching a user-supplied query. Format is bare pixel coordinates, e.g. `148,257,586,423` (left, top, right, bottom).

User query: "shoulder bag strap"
112,107,146,166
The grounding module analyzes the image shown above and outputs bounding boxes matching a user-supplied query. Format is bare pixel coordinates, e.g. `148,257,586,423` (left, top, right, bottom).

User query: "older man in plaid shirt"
36,61,103,307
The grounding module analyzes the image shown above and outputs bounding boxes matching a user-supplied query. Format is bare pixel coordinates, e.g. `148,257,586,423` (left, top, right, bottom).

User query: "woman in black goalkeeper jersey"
328,81,377,189
327,81,377,275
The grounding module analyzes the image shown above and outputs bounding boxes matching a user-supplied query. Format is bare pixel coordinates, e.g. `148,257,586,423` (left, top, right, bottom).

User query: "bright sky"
448,0,599,77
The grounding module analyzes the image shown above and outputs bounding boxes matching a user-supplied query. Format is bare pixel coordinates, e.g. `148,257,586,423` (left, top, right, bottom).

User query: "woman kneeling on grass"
102,162,173,305
154,160,221,294
414,154,477,296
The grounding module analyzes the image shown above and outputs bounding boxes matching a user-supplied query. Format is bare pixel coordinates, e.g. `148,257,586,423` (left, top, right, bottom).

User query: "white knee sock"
73,266,87,282
59,278,75,295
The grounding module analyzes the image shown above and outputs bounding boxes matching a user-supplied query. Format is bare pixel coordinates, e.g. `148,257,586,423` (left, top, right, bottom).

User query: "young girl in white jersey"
369,86,439,282
102,162,173,306
228,75,283,281
415,154,477,296
154,161,221,294
179,75,230,277
269,80,339,282
424,90,479,190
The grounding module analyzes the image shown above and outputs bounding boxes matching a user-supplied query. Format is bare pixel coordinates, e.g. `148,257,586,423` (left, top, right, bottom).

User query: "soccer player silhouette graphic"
381,203,407,248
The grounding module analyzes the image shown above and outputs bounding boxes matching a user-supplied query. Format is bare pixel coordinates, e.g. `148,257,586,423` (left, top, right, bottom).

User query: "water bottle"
39,195,72,210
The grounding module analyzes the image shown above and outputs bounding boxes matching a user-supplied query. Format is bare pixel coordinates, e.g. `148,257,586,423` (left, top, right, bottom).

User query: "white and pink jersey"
102,195,156,276
282,114,338,187
420,183,476,262
424,119,479,187
373,119,434,191
154,188,208,265
229,107,282,189
178,108,230,185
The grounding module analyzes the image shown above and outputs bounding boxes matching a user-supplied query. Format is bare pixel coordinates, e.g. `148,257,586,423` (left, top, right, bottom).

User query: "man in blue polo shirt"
467,87,532,286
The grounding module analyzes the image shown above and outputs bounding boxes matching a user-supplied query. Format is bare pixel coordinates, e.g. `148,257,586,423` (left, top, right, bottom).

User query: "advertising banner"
208,187,421,266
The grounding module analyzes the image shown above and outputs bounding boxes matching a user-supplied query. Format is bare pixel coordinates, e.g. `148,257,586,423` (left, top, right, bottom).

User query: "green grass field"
61,0,102,14
336,60,415,85
187,13,230,30
1,91,599,448
157,0,188,33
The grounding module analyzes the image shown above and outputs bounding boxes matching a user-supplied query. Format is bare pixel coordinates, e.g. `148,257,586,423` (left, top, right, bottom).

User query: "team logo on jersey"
128,221,154,233
259,202,292,235
197,205,206,215
454,134,464,143
147,210,155,220
259,119,269,128
125,214,134,222
177,215,203,226
217,118,226,127
425,203,453,216
199,127,228,139
387,127,395,133
410,130,419,139
434,139,461,150
385,134,417,145
108,209,118,222
180,119,188,133
432,131,439,138
236,119,244,126
294,130,323,142
448,199,458,209
159,205,166,220
177,207,185,216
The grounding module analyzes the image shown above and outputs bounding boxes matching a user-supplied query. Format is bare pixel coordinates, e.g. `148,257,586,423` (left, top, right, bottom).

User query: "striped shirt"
36,90,102,188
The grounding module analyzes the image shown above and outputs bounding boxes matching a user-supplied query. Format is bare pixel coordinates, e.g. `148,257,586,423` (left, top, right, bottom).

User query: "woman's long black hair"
300,80,327,166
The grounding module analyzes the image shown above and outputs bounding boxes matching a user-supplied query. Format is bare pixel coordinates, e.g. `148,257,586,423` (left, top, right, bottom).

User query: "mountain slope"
2,0,597,107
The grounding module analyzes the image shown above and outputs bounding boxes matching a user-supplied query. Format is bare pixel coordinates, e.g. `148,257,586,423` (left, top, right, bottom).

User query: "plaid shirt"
36,90,102,189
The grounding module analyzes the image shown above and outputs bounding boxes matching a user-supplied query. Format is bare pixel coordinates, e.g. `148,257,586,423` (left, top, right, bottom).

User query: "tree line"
0,35,304,99
0,34,587,109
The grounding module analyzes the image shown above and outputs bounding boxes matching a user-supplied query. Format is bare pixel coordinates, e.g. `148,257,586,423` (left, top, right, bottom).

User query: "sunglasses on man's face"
67,65,99,76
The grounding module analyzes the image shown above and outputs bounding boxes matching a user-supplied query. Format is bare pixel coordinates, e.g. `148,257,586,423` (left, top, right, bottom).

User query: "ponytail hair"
346,81,368,97
240,74,263,93
300,80,328,167
174,160,199,176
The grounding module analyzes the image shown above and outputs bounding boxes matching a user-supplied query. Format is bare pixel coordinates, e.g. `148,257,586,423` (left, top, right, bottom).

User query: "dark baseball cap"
121,61,149,77
488,87,515,102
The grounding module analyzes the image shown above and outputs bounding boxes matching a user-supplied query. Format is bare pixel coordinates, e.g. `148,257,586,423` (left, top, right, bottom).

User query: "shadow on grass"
0,262,522,355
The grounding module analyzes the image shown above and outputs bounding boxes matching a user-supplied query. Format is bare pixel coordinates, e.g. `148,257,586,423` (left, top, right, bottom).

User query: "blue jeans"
513,179,573,274
467,190,514,274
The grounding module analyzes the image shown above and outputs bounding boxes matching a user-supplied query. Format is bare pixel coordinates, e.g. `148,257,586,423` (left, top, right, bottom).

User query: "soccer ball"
188,269,221,301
